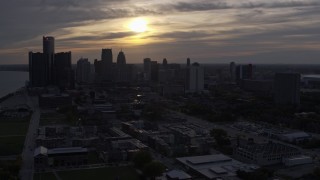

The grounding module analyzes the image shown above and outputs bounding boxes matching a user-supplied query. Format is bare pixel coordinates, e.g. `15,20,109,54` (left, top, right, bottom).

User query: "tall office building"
236,64,253,81
116,50,130,82
76,58,91,84
101,49,113,64
29,52,47,87
117,50,126,66
230,62,236,82
186,62,204,93
163,58,168,67
150,61,159,82
144,58,152,81
54,52,73,88
43,36,55,84
187,58,190,67
29,36,74,88
274,73,300,105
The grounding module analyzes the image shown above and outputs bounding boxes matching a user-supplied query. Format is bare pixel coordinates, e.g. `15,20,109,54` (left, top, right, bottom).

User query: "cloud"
166,0,320,12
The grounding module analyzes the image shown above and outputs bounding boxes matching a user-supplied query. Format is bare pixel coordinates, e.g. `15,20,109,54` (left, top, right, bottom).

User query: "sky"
1,0,320,64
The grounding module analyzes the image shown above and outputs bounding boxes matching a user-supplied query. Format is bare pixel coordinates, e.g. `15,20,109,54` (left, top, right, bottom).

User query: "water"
0,71,28,97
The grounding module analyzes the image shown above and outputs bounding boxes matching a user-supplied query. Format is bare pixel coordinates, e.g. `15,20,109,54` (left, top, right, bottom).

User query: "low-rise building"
177,154,258,179
34,146,88,171
233,141,301,166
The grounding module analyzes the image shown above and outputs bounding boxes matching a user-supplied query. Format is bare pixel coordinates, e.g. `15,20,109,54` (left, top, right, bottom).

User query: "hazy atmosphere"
1,0,320,64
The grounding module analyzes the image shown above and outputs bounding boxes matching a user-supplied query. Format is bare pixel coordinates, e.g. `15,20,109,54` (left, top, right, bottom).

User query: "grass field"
0,117,30,155
0,121,30,136
0,136,25,156
33,172,56,180
34,166,140,180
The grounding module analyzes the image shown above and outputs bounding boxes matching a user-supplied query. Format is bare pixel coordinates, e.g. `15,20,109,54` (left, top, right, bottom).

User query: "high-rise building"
187,58,190,67
236,64,253,81
76,58,91,84
116,50,131,83
230,62,236,82
54,52,73,89
29,36,74,88
43,36,55,84
143,58,152,81
101,49,113,64
150,61,159,82
274,73,300,105
186,62,204,93
163,58,168,67
117,50,126,66
29,52,47,87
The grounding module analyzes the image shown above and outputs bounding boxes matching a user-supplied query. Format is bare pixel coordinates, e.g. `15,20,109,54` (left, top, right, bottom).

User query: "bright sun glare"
129,18,148,33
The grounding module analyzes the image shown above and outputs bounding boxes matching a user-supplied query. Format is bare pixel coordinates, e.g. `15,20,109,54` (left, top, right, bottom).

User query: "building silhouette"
274,73,300,105
143,58,152,81
94,49,116,82
54,52,73,89
29,36,74,89
230,62,236,82
76,58,91,84
29,52,46,87
236,64,253,82
187,58,190,67
43,36,55,84
116,50,126,66
186,61,204,93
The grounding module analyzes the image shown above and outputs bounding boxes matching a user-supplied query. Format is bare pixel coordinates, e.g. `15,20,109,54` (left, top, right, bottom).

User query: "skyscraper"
117,50,126,66
101,49,113,64
29,52,47,87
54,52,73,88
144,58,152,81
187,58,191,67
43,36,55,84
274,73,300,105
29,36,74,88
236,64,253,82
230,62,236,82
186,62,204,93
76,58,91,84
163,58,168,67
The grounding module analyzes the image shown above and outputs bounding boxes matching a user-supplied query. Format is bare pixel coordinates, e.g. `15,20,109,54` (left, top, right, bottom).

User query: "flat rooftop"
177,154,258,179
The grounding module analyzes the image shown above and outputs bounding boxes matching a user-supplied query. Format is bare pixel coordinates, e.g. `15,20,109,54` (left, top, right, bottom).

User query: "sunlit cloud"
0,0,320,64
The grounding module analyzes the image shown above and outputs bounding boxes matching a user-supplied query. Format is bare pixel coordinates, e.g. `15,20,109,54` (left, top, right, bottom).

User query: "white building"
186,62,204,93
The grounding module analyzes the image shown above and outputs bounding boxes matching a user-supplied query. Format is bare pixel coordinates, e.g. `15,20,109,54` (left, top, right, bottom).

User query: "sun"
129,18,148,33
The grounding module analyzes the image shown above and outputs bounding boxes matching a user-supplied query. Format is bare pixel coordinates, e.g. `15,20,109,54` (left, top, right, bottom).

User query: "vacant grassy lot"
0,121,29,136
0,136,25,156
33,172,56,180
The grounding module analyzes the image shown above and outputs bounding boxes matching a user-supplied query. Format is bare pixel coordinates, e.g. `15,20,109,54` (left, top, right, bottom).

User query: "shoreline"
0,87,25,105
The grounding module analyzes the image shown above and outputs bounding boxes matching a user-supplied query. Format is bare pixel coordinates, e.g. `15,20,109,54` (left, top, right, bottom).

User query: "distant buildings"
230,62,236,82
143,58,152,81
274,73,300,105
236,64,253,82
186,62,204,93
76,58,91,84
94,49,134,83
29,36,74,89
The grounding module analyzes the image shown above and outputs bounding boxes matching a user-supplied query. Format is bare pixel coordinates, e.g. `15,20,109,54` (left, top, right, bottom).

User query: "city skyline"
1,0,320,64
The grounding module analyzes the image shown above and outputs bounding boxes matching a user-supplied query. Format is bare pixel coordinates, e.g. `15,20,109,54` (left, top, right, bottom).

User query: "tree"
132,151,152,169
210,128,230,146
143,161,166,180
